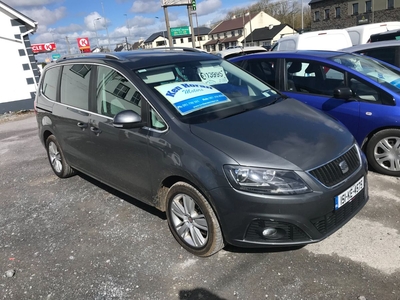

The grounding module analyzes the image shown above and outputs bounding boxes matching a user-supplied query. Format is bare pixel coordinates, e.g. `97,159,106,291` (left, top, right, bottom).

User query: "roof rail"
59,52,122,61
147,47,203,52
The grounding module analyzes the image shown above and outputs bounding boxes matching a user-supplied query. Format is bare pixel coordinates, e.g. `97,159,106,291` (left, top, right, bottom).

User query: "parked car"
345,22,400,45
370,29,400,42
271,29,352,51
34,49,368,257
216,46,267,59
230,50,400,176
341,40,400,68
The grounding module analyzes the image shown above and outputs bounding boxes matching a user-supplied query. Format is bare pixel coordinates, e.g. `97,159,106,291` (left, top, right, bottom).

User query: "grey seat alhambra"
35,49,369,257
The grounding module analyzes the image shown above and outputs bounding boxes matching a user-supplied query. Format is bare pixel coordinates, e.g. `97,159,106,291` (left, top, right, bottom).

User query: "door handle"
77,122,88,129
90,126,102,135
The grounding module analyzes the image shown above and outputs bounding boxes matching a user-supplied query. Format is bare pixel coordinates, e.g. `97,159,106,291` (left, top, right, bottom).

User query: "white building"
0,1,38,113
143,27,211,50
204,11,292,53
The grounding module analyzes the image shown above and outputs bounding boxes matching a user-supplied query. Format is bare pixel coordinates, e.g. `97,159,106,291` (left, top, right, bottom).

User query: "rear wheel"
366,129,400,176
166,182,224,257
45,135,76,178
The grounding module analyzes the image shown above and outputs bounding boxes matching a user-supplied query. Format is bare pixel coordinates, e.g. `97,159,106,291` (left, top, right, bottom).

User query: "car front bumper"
209,168,369,248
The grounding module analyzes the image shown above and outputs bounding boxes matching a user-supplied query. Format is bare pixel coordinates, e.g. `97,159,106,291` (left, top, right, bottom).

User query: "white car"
216,46,267,59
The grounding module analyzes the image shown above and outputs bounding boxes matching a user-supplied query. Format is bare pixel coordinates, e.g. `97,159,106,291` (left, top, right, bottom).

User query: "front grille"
309,145,360,187
245,219,310,243
311,189,366,234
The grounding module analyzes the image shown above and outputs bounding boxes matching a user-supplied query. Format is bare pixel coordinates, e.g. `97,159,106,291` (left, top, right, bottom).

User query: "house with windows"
143,27,211,50
204,11,282,53
0,1,39,113
309,0,400,31
242,24,295,48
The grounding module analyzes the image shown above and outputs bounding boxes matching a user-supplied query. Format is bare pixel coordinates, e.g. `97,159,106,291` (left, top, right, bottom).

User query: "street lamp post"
124,14,131,50
101,2,111,51
93,17,101,48
155,16,166,47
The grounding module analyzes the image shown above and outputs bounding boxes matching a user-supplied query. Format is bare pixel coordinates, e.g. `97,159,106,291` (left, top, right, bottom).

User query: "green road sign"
52,53,61,60
170,26,191,37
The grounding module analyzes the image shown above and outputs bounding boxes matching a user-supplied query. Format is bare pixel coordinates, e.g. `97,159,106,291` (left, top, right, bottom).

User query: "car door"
347,74,398,143
52,63,94,172
282,59,361,138
87,65,154,203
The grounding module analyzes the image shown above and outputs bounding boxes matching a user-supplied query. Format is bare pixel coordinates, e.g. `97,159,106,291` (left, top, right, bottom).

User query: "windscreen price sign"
77,37,90,50
31,43,56,54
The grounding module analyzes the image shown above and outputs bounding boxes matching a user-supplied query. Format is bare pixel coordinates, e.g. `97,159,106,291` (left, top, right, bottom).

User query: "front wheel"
45,135,76,178
366,129,400,176
166,182,224,257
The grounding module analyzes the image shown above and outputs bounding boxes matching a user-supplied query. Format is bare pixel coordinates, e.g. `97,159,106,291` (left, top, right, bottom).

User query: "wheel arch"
361,125,400,152
155,175,223,227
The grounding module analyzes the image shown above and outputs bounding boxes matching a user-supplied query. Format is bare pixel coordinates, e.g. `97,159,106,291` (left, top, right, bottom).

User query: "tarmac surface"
0,112,399,299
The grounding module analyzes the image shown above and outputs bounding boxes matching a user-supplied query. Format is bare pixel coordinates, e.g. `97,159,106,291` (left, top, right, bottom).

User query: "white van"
271,29,352,51
345,22,400,45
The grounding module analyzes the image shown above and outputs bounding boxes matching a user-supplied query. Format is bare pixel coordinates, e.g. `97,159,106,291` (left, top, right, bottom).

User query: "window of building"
231,31,235,36
224,32,227,37
388,0,394,8
188,37,192,42
173,39,176,44
335,7,341,18
60,64,91,110
180,38,184,43
366,0,372,12
314,11,320,21
324,9,330,19
353,3,359,15
238,29,242,36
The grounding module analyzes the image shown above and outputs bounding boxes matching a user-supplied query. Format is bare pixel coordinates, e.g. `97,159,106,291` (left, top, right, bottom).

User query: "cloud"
20,6,66,26
130,0,161,14
2,0,61,7
197,0,222,16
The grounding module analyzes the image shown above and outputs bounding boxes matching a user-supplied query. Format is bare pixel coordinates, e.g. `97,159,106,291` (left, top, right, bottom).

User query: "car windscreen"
329,53,400,93
135,59,280,123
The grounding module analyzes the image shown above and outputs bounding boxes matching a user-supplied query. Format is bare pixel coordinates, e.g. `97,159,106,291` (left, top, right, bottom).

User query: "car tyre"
46,135,76,178
366,129,400,176
166,182,225,257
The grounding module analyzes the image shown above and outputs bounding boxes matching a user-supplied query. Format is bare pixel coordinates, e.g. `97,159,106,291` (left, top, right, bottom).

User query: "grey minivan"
34,49,369,257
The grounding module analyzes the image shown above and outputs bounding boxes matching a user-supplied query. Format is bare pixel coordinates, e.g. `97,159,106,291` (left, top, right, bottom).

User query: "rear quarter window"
60,64,91,110
41,67,59,101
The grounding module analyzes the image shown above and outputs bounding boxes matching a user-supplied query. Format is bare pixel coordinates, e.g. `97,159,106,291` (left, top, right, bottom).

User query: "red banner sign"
77,37,90,50
31,43,56,54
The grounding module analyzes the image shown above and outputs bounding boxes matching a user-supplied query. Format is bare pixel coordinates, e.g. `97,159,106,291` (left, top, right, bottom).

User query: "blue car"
230,50,400,176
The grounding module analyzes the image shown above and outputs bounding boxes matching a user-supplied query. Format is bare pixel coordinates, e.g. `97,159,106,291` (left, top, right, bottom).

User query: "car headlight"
224,165,312,195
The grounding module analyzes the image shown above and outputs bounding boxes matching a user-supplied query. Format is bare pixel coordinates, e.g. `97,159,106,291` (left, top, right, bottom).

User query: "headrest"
288,61,302,73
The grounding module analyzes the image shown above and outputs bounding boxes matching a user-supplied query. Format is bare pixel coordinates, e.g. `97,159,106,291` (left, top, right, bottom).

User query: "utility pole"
188,6,196,48
65,36,71,54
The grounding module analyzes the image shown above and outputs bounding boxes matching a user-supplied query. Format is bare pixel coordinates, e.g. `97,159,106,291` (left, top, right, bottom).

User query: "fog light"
262,227,278,237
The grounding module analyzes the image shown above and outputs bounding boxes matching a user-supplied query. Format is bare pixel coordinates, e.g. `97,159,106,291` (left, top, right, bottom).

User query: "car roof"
230,50,351,60
54,48,220,69
341,40,400,52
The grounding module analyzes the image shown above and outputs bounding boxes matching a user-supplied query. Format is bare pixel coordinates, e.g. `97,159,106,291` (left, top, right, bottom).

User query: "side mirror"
333,87,353,100
113,110,145,129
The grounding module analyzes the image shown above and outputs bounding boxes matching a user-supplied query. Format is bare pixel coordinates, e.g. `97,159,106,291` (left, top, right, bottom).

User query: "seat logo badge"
339,161,349,174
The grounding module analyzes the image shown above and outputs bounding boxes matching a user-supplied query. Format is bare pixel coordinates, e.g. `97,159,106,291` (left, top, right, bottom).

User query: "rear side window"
359,47,396,66
60,64,91,110
41,67,59,101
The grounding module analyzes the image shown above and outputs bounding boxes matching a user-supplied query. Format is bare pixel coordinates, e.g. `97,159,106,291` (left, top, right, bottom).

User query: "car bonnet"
190,98,355,171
